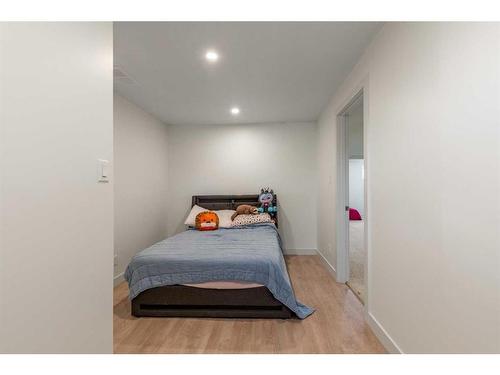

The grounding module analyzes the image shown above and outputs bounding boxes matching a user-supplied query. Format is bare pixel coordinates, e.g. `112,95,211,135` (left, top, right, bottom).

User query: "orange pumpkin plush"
195,211,219,231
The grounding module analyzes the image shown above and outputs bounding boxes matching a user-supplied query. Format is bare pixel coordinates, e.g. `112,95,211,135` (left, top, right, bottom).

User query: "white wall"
0,23,113,353
114,95,169,282
167,122,317,253
317,23,500,353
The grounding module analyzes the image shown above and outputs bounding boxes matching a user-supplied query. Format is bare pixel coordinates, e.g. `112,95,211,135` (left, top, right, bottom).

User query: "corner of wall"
113,272,125,287
316,249,337,280
365,312,403,354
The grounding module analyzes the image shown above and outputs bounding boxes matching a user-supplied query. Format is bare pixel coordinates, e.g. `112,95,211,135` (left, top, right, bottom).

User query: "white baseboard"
316,249,337,279
365,312,403,354
315,250,400,353
113,272,125,287
283,248,317,255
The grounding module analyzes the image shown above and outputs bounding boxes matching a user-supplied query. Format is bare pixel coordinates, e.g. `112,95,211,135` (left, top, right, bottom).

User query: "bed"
125,195,313,319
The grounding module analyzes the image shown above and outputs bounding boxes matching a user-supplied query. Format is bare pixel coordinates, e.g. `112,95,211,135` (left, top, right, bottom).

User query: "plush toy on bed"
257,187,277,219
195,211,219,231
231,204,258,221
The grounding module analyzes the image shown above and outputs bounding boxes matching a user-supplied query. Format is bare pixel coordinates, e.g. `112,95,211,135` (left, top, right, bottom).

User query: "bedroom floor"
113,255,385,354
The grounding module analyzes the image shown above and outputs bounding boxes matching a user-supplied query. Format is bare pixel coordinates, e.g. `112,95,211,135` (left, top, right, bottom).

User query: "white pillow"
184,205,236,228
216,210,236,228
184,205,206,226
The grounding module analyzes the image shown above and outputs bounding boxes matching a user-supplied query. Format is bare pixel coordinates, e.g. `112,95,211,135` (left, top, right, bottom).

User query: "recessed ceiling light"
230,107,240,115
205,50,219,62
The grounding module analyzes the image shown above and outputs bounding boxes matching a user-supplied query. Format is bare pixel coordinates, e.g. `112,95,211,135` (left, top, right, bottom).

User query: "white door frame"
336,89,364,285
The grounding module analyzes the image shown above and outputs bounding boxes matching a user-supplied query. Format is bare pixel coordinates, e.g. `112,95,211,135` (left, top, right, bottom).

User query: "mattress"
183,281,263,289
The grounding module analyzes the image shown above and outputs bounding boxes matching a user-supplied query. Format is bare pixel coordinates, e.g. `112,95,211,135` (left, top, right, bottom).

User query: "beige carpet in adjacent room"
348,220,365,302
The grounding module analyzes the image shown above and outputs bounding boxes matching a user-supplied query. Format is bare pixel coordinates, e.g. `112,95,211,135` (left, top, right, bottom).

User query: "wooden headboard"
192,194,278,227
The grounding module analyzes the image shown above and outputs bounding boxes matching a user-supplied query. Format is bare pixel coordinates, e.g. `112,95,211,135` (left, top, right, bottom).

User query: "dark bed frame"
131,194,293,319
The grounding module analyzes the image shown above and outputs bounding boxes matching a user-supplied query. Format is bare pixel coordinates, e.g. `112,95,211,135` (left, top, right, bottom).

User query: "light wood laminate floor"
114,255,386,353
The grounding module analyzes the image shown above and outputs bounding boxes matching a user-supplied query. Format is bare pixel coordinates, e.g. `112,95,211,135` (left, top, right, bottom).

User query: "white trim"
362,82,371,313
365,312,403,354
283,248,317,255
335,113,349,283
113,272,125,287
316,249,337,279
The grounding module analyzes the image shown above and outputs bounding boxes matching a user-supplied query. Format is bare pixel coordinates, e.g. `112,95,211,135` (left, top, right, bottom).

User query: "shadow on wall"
173,197,193,234
277,202,292,251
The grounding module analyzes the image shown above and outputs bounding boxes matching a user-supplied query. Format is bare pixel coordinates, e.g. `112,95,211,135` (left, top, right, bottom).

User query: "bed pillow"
184,205,207,226
184,205,236,228
216,209,236,228
231,213,273,227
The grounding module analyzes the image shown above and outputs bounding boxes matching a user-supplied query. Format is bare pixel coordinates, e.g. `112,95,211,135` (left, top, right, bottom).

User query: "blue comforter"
124,224,314,319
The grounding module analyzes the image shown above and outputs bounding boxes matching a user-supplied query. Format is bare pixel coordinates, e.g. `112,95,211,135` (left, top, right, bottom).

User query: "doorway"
336,92,366,304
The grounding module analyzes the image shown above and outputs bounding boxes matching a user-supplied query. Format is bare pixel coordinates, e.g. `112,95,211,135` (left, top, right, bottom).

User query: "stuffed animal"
231,204,258,221
195,211,219,231
258,187,277,218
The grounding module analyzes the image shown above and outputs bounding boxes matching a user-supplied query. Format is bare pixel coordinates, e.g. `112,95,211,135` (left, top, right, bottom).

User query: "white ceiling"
114,22,382,125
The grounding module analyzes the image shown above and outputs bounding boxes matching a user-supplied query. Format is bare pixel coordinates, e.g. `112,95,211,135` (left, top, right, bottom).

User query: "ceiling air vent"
113,66,135,84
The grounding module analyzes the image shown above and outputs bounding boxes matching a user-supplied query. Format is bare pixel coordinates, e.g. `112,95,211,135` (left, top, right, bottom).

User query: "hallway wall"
317,22,500,353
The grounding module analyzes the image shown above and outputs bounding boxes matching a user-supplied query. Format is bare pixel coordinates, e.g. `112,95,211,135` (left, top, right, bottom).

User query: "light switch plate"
98,159,110,183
